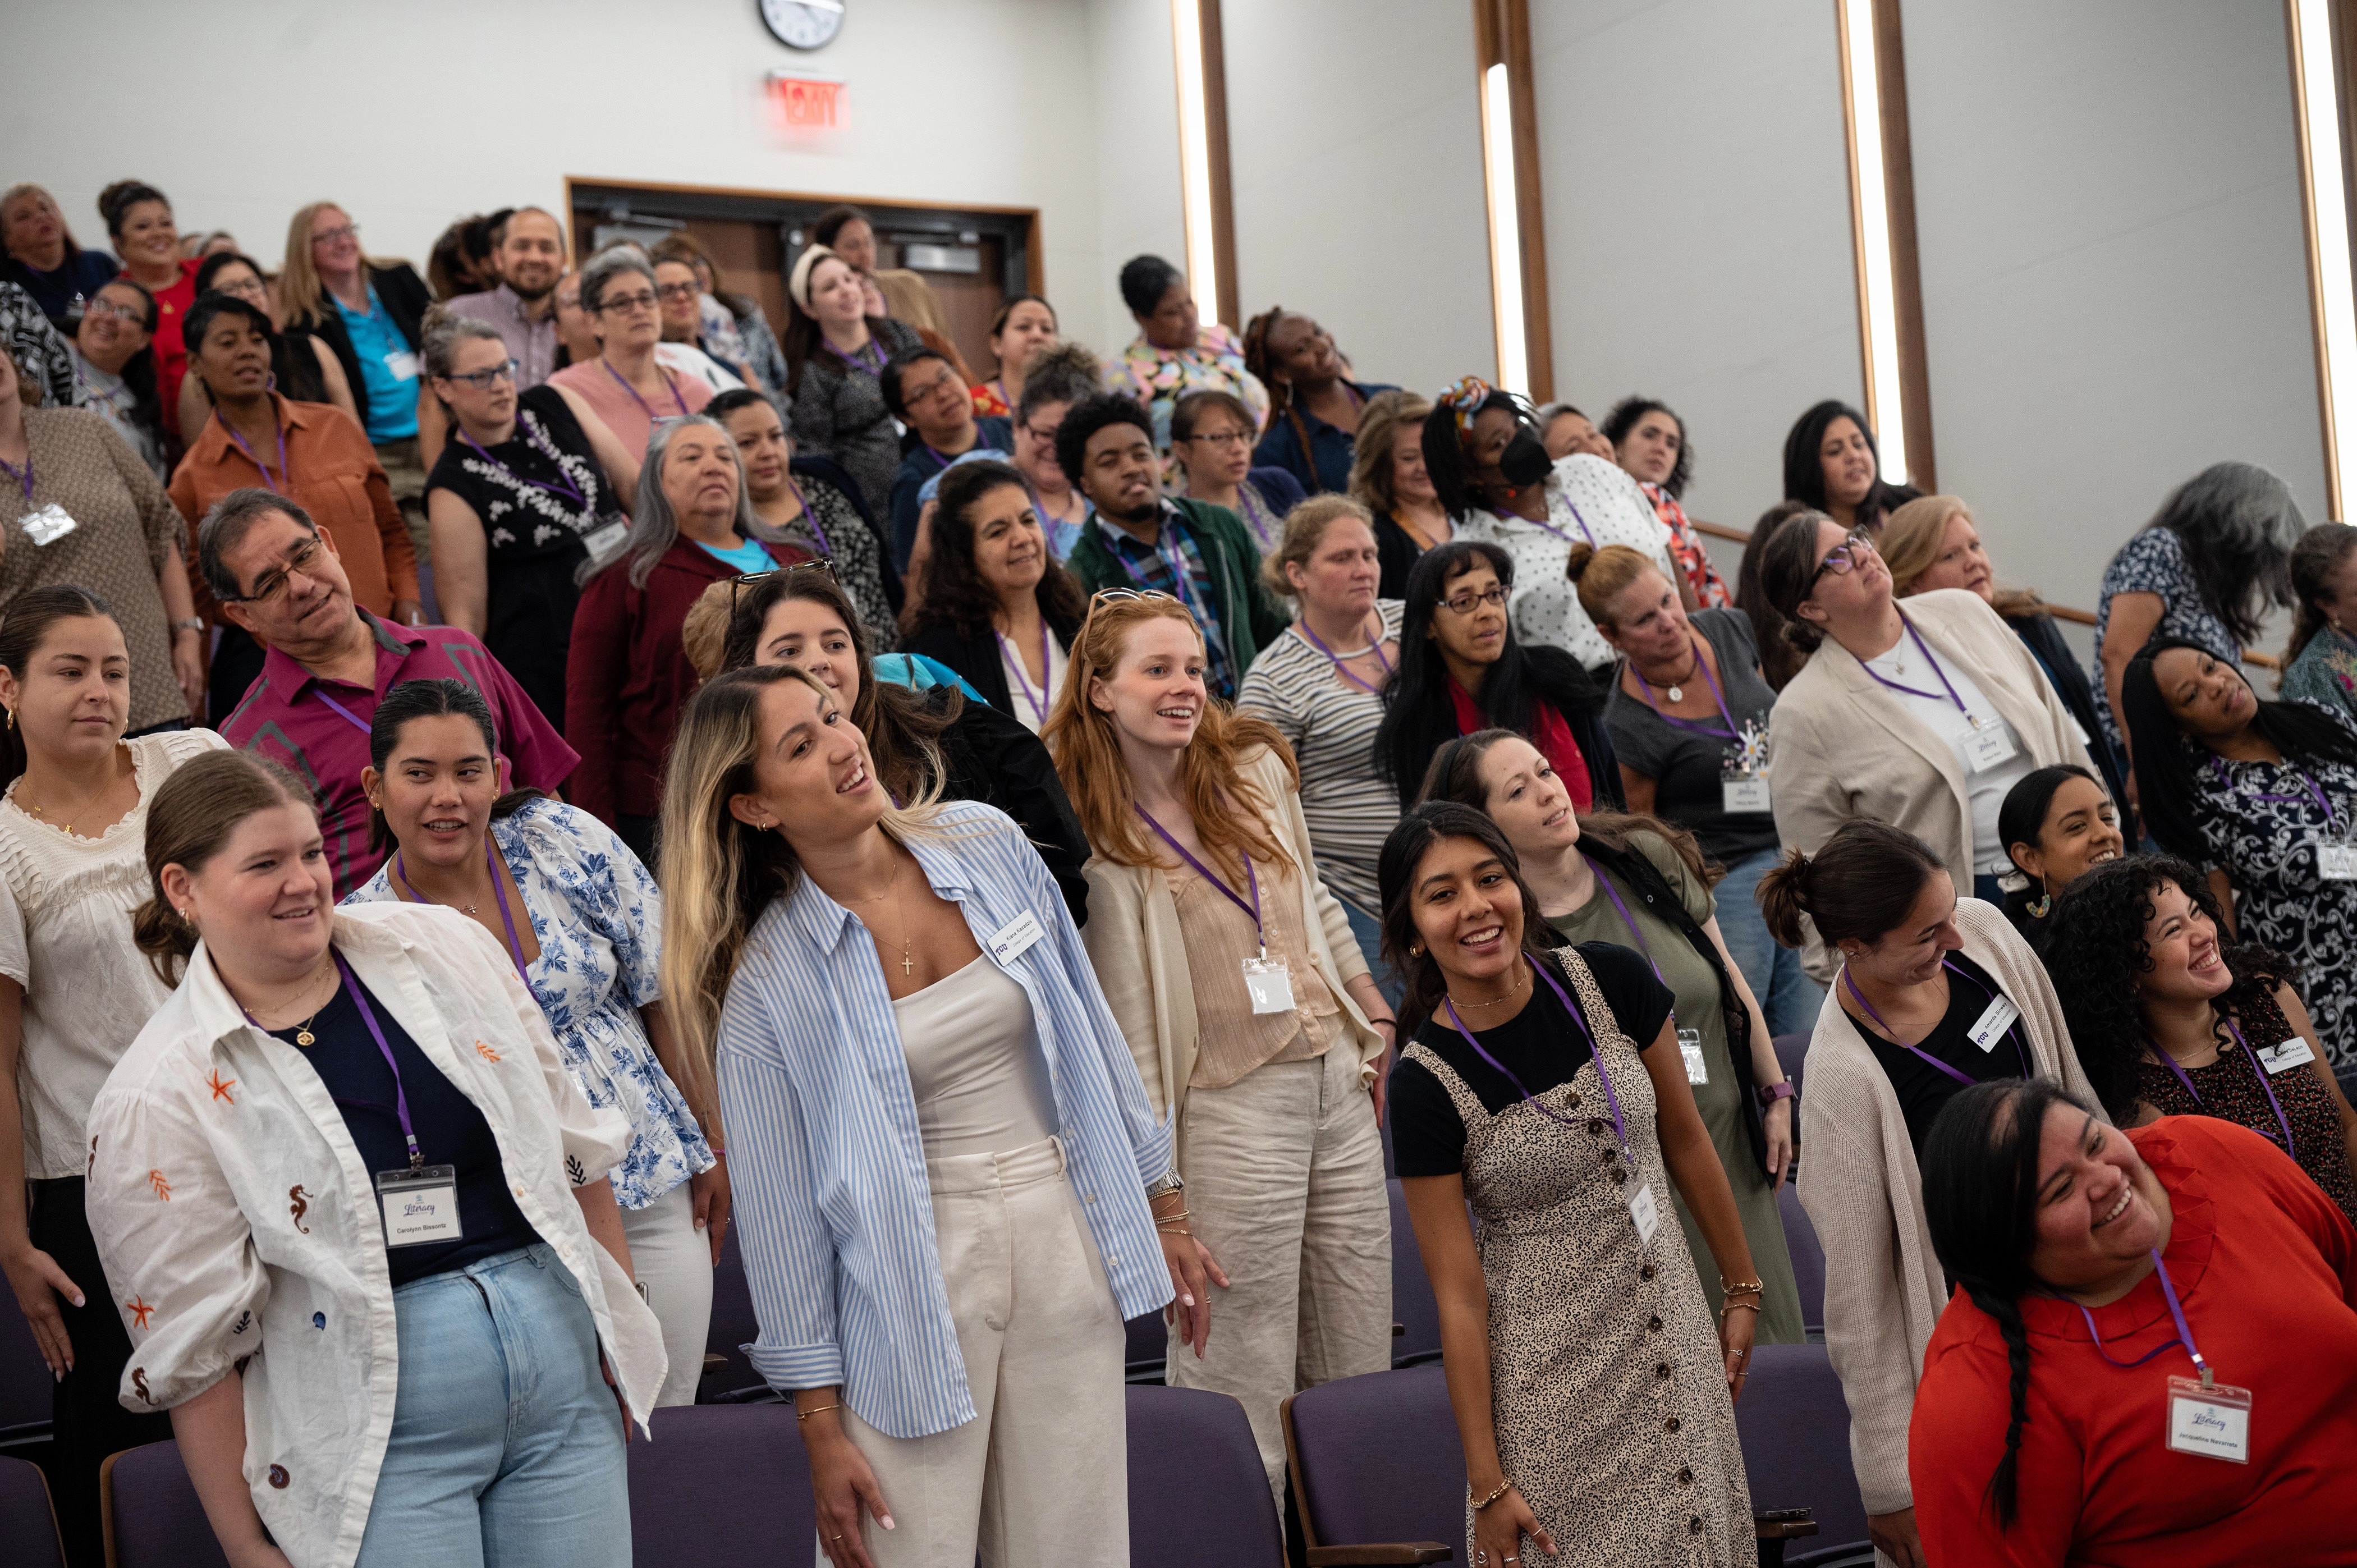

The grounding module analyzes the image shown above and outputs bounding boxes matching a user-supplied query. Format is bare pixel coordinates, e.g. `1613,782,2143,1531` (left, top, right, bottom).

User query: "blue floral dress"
2094,528,2241,745
345,796,713,1208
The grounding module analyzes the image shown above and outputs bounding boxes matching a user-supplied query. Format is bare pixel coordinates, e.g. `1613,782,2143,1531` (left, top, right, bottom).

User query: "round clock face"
760,0,843,49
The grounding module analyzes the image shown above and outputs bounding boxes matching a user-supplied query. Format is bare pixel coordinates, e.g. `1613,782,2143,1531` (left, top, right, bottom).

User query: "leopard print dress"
1402,946,1754,1566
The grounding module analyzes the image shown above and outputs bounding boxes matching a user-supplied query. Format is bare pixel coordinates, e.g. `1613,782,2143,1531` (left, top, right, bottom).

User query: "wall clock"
760,0,843,50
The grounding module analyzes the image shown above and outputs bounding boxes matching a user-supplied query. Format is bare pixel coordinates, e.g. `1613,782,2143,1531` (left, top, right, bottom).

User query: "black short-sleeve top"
1842,951,2032,1160
1390,942,1675,1177
424,386,621,564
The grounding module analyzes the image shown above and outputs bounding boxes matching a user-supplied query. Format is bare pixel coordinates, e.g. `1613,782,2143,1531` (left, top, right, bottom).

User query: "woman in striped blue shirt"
661,662,1210,1568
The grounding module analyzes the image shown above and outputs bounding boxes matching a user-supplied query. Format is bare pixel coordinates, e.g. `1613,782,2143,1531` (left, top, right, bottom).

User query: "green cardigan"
1066,497,1291,689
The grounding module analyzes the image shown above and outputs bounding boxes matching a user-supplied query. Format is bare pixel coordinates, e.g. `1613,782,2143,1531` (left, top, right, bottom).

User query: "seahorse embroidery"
288,1185,311,1234
131,1368,155,1405
475,1040,502,1063
126,1296,154,1331
207,1069,236,1104
146,1170,171,1202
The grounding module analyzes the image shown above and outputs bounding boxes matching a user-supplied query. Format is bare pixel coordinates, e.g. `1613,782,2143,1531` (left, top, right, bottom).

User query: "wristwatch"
1758,1080,1796,1108
172,617,205,635
1146,1169,1185,1200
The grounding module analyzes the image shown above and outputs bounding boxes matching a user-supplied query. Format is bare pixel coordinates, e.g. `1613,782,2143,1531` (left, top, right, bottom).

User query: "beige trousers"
1170,1045,1393,1494
619,1179,713,1407
836,1136,1128,1568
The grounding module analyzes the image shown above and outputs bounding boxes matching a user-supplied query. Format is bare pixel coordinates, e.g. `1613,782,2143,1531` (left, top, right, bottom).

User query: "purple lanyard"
1492,498,1597,549
1443,959,1633,1159
2148,1017,2296,1159
1295,615,1394,695
997,619,1053,726
0,451,29,503
397,836,534,989
1844,960,2030,1087
1858,617,1971,716
2078,1250,2213,1386
458,419,586,510
1112,519,1204,618
246,954,425,1170
829,337,886,375
784,475,834,557
312,686,374,737
2207,754,2335,826
221,410,291,494
1630,633,1740,740
1135,804,1265,957
602,358,691,423
1584,860,1676,1028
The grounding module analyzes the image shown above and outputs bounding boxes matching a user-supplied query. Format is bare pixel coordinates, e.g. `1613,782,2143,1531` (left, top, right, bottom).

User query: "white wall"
1527,0,1865,536
5,0,1146,356
1222,0,1493,399
1905,0,2327,633
1086,0,1188,351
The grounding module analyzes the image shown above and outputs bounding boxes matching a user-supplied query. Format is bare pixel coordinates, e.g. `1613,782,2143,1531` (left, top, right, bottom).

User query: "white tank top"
891,953,1058,1158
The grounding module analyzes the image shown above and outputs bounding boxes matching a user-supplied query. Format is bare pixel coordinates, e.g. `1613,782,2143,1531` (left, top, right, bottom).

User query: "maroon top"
565,534,809,823
222,612,577,897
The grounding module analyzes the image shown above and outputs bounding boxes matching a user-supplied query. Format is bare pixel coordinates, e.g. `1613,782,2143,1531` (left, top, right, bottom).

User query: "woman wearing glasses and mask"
423,313,640,732
1756,511,2102,982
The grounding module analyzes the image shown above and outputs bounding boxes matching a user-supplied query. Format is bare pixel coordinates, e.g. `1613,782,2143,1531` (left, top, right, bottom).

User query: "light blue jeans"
1339,896,1404,1010
1713,849,1825,1040
355,1244,630,1568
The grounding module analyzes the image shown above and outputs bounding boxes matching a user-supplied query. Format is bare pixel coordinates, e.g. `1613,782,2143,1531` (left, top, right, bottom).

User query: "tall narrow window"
1836,0,1911,485
1171,0,1226,326
1479,62,1530,396
2290,0,2357,517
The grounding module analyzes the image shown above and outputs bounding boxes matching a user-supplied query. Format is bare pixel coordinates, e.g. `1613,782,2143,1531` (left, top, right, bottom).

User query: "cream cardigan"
1795,897,2103,1523
1081,745,1382,1129
1767,588,2101,982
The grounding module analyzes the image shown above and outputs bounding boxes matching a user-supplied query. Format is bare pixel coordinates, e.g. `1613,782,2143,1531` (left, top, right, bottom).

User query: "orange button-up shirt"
168,393,420,623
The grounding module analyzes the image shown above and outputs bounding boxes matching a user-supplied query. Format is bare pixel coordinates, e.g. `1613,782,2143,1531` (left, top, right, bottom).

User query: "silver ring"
1734,1348,1748,1359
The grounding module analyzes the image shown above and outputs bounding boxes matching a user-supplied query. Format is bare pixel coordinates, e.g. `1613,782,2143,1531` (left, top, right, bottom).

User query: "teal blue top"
695,534,776,574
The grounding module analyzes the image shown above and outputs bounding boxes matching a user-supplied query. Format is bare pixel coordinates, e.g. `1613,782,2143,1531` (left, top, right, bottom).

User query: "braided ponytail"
1969,1287,2037,1526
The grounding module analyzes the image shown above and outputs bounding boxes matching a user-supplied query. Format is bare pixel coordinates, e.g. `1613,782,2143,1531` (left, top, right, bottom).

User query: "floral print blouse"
1110,323,1269,480
346,796,712,1209
1642,482,1731,609
2281,625,2357,730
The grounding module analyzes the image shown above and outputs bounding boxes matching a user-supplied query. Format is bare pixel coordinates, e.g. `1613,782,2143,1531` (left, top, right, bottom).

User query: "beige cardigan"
1767,589,2101,982
1796,898,2103,1523
1081,745,1382,1129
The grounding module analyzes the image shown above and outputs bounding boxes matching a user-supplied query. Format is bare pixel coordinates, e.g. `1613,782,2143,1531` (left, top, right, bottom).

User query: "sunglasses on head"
729,557,838,608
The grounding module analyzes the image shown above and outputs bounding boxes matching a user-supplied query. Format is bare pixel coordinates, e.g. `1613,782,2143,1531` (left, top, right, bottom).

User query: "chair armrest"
1753,1507,1820,1540
1305,1545,1453,1565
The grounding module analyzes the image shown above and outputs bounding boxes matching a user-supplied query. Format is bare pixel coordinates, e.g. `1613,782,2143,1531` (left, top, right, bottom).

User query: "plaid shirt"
1092,505,1236,697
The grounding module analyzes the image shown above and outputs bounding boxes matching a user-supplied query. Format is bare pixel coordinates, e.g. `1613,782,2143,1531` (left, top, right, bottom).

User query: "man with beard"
421,208,570,467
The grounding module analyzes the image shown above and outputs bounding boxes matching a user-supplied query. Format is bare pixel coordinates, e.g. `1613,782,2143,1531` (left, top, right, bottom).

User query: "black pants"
29,1177,172,1568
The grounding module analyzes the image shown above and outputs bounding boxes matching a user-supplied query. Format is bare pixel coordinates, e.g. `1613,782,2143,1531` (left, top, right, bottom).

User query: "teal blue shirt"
696,534,775,574
336,284,420,441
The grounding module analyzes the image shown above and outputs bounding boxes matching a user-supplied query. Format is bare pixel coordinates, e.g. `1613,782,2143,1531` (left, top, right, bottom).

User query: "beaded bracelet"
1470,1478,1515,1511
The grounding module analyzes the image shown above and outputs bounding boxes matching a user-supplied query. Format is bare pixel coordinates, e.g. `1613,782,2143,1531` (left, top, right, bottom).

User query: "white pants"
619,1179,713,1408
834,1135,1127,1568
1170,1045,1393,1494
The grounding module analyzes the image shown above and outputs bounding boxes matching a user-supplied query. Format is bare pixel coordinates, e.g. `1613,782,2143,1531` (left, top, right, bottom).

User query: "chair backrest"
102,1441,229,1568
1126,1384,1282,1568
701,1227,766,1401
0,1455,64,1568
1778,1181,1826,1337
1389,1180,1443,1368
1124,1310,1168,1381
629,1404,814,1567
1773,1031,1811,1097
1285,1363,1463,1551
0,1298,52,1436
1733,1343,1869,1560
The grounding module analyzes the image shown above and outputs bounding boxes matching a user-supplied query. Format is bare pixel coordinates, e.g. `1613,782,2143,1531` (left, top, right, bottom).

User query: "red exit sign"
767,71,844,129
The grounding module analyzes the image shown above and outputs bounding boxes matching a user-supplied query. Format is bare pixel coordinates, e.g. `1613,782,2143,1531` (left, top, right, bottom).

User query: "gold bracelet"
1159,1228,1194,1239
795,1402,843,1422
1719,1300,1763,1319
1470,1478,1515,1511
1718,1278,1765,1297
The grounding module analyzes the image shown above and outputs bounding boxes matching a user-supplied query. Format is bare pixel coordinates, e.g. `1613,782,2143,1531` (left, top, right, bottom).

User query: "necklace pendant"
295,1026,315,1048
1666,685,1684,704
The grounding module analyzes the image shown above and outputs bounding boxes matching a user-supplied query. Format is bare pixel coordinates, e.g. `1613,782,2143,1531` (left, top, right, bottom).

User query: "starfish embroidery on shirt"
475,1040,502,1063
147,1170,171,1201
288,1185,311,1234
127,1297,154,1331
208,1069,236,1104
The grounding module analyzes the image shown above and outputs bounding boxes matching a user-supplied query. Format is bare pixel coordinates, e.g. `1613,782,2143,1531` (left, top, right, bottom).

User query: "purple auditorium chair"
701,1226,771,1402
1126,1384,1285,1566
1388,1180,1442,1368
0,1297,51,1450
1125,1311,1168,1382
100,1441,229,1568
1772,1031,1810,1099
0,1455,64,1568
630,1404,814,1566
1282,1364,1455,1565
1735,1343,1870,1567
1778,1180,1827,1340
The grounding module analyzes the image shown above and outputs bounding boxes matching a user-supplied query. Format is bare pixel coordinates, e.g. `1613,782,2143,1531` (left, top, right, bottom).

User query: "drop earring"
2027,890,2052,919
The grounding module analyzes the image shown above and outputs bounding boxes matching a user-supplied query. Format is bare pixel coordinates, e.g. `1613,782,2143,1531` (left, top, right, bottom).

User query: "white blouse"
996,627,1071,734
0,728,227,1178
86,902,666,1568
1456,452,1679,671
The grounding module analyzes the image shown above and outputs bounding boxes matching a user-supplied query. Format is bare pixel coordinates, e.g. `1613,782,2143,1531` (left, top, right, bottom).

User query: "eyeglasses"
1180,429,1251,448
900,370,965,410
82,297,148,325
311,223,360,247
597,290,659,315
230,535,325,605
1088,588,1182,612
1811,529,1877,585
655,282,700,304
215,277,270,304
728,558,839,608
1437,584,1507,616
441,359,520,392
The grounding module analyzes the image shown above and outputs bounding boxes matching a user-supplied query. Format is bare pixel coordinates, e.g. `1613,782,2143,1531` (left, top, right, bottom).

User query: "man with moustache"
420,208,571,467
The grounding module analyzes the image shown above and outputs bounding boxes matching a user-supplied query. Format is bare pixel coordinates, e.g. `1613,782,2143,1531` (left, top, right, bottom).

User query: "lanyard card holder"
2166,1376,2253,1463
1721,718,1772,814
2256,1035,2318,1074
20,505,76,547
1961,715,2017,774
2319,814,2357,881
1242,955,1295,1015
1679,1027,1708,1084
376,1164,462,1248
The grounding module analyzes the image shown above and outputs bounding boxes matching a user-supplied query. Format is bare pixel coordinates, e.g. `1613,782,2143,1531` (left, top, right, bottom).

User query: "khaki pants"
1170,1046,1393,1495
618,1179,713,1408
375,435,430,567
836,1136,1127,1567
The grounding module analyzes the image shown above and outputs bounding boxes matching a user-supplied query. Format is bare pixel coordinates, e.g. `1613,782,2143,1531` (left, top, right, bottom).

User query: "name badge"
384,350,420,383
1679,1028,1708,1085
2166,1376,2251,1464
1629,1179,1661,1246
19,504,76,546
581,519,629,566
1966,995,2021,1054
987,910,1046,966
1962,721,2017,774
1242,956,1295,1015
376,1164,461,1248
2256,1036,2318,1074
2319,841,2357,881
1721,774,1771,814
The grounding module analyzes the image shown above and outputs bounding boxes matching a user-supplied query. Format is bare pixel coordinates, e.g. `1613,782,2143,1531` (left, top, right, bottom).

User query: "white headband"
789,245,842,313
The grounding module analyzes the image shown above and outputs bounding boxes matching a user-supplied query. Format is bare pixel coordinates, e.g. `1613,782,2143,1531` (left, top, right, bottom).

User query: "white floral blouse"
346,797,712,1209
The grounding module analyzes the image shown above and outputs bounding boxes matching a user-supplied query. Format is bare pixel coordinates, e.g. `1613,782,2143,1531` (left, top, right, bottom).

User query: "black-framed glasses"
729,558,838,608
654,281,700,304
441,358,520,392
597,290,659,315
1812,528,1877,585
1437,584,1507,616
228,535,325,605
1180,429,1251,448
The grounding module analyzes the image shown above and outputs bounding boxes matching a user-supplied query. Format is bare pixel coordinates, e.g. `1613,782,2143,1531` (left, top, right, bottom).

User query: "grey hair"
199,488,318,603
579,245,656,317
419,309,507,380
2150,461,2307,646
1534,401,1586,429
588,415,791,590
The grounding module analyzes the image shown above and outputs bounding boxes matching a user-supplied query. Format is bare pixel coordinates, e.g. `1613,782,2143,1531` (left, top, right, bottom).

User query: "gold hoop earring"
5,708,13,730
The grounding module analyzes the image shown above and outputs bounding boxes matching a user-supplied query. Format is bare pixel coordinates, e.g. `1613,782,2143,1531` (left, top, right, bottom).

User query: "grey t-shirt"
1603,608,1781,864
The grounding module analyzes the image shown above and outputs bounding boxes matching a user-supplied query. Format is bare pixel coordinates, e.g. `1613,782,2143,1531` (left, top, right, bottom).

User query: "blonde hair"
681,579,735,684
1348,390,1434,519
1260,494,1375,599
1040,595,1296,884
277,201,393,327
1563,542,1663,630
874,269,951,337
1881,495,2042,617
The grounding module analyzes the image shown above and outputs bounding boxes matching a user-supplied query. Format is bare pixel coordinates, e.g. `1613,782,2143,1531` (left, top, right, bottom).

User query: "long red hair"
1043,595,1297,883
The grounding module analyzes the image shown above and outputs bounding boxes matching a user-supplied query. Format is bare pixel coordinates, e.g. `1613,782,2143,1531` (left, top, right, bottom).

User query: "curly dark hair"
1601,396,1693,499
905,460,1088,642
2042,852,2298,1122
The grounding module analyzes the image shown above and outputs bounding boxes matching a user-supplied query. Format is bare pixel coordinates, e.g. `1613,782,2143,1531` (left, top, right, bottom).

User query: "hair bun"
1564,542,1597,582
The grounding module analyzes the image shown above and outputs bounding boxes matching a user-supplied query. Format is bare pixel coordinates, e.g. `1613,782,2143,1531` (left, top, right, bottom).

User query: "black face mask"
1498,428,1553,488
